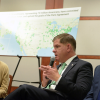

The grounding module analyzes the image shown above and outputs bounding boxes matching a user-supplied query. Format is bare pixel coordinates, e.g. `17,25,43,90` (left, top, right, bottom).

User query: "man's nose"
52,48,56,53
53,48,56,53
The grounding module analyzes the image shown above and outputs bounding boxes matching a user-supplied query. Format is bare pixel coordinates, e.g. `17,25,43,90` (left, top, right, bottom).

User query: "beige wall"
0,0,46,11
64,0,100,16
0,0,100,86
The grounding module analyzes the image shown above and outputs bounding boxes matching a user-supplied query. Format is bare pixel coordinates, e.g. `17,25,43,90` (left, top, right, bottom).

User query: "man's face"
53,39,68,63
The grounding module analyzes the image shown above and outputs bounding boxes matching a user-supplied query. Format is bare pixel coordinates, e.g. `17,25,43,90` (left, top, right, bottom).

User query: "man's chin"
55,57,59,62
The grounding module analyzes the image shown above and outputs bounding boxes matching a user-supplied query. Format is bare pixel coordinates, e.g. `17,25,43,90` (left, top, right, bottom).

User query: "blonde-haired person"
0,61,9,100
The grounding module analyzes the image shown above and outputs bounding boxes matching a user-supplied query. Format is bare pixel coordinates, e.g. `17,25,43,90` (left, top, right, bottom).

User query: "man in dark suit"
84,65,100,100
4,33,93,100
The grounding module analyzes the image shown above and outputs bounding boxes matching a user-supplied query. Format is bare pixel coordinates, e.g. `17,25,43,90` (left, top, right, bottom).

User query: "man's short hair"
52,33,76,51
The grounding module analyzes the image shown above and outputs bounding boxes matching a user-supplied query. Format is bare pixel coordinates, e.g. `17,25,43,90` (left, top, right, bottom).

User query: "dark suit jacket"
44,56,93,100
84,65,100,100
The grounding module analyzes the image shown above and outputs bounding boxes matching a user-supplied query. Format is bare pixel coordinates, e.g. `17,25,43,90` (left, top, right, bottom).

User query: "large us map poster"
0,7,81,57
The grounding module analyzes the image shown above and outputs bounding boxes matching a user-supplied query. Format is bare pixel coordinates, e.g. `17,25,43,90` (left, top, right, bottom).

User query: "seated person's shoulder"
95,65,100,70
94,65,100,74
0,61,8,70
78,59,92,66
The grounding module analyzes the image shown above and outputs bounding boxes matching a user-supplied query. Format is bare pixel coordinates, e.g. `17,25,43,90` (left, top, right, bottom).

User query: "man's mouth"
55,55,58,58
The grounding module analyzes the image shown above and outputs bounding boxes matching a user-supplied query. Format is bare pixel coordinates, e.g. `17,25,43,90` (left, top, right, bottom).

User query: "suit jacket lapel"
62,56,79,77
57,64,61,69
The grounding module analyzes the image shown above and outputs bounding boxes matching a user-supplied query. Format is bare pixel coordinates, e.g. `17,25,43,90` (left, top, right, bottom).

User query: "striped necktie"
46,63,66,89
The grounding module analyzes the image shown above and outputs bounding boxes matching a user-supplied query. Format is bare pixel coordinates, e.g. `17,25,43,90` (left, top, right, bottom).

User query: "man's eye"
56,46,59,48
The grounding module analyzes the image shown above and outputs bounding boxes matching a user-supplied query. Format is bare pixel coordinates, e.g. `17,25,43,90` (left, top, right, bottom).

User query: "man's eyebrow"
54,44,60,47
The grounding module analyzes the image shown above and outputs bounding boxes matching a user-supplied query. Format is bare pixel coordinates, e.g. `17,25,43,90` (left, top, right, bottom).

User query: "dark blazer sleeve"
55,58,93,100
83,82,93,100
84,65,100,100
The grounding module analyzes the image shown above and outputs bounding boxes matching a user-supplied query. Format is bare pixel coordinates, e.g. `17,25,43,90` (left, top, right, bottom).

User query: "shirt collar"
64,55,77,66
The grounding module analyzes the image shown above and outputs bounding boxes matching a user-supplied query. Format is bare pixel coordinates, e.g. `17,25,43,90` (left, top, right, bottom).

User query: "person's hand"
39,62,60,82
39,65,50,87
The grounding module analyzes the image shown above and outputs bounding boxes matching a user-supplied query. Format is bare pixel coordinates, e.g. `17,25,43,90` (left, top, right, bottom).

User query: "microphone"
49,56,55,67
45,56,55,79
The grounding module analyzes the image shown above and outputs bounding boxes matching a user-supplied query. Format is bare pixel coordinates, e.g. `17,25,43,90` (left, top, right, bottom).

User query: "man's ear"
66,43,71,52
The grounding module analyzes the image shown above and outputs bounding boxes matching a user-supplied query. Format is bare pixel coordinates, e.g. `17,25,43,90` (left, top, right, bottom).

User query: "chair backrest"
8,75,13,94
